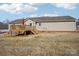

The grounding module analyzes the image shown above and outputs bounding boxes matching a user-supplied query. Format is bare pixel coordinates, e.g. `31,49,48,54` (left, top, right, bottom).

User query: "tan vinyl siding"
36,22,76,31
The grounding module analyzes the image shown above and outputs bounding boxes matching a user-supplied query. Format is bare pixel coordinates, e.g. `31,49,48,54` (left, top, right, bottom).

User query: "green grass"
0,32,79,56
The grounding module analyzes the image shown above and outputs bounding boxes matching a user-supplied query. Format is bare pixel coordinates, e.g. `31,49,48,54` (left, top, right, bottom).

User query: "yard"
0,32,79,56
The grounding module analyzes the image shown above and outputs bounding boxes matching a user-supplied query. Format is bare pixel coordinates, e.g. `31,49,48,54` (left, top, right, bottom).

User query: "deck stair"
9,24,38,36
31,28,38,34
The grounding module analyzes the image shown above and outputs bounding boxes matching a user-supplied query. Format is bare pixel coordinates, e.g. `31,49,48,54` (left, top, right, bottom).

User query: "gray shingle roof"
10,16,76,24
28,16,76,22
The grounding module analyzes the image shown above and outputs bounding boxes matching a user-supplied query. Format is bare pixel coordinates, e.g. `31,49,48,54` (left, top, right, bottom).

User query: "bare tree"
4,19,10,24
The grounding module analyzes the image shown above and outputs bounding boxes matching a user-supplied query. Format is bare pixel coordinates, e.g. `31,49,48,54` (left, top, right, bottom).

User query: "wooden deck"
9,24,38,36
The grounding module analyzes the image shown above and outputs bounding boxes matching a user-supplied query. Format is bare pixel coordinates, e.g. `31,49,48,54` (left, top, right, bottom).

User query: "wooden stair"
31,28,38,34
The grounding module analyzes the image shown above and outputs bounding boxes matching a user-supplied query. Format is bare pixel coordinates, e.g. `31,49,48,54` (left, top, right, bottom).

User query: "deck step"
31,29,38,34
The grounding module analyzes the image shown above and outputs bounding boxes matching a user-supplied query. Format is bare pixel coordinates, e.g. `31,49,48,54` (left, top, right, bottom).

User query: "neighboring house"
76,20,79,30
9,16,76,31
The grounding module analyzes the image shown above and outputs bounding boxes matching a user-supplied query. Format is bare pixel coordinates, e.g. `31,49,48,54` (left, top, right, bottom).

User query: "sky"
0,3,79,22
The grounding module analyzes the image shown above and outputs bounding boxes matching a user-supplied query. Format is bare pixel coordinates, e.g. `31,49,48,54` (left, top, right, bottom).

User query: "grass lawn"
0,32,79,56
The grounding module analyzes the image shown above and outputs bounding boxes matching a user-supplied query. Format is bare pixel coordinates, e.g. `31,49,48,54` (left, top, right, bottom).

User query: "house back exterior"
9,16,76,31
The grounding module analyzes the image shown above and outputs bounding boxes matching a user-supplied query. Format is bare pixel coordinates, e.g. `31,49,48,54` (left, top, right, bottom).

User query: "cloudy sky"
0,3,79,22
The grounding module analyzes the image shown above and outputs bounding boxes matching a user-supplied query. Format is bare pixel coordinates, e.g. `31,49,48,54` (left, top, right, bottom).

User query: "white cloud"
0,3,38,14
24,4,38,13
28,3,46,6
29,13,59,17
53,3,77,10
43,13,59,17
29,14,38,17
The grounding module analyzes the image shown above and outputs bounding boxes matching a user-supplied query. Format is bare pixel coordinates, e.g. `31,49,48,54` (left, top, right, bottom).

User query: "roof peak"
26,16,75,19
10,16,76,24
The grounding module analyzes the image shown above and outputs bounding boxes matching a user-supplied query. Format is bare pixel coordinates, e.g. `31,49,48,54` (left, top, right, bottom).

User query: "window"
29,23,32,26
35,22,38,25
39,23,41,26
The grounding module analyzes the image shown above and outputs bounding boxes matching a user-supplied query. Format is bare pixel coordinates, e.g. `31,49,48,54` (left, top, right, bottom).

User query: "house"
9,16,76,32
28,16,76,31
